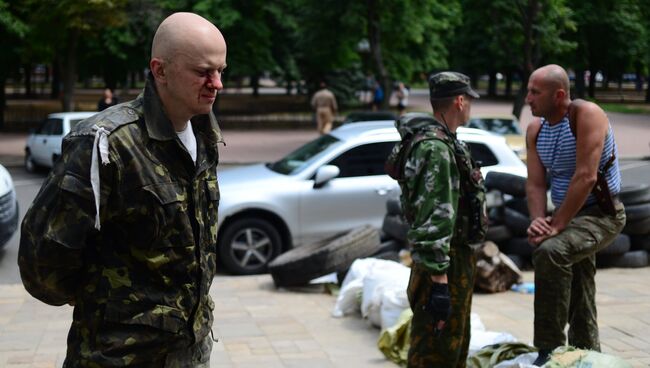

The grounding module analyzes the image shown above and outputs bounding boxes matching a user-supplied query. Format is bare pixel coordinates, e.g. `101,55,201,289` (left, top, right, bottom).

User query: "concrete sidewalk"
1,268,650,367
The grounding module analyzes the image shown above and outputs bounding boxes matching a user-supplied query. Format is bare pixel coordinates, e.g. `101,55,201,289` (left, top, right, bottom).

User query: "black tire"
504,207,531,237
372,239,402,255
269,225,381,287
596,233,630,256
218,217,283,275
630,235,650,252
372,250,400,262
484,172,527,198
386,197,402,216
504,254,528,270
24,150,38,173
500,237,534,257
624,202,650,222
504,198,529,217
597,250,649,269
623,217,650,236
620,184,650,206
382,214,409,242
486,224,512,243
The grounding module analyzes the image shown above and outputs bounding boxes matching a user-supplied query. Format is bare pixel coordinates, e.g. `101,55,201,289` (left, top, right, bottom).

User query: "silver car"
0,163,18,249
25,111,97,172
217,120,527,275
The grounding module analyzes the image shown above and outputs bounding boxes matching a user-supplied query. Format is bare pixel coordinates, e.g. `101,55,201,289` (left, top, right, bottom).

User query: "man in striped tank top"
525,64,626,366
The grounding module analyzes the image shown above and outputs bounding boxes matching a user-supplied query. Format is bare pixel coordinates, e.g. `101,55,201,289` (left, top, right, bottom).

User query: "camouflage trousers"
407,243,477,368
533,202,626,351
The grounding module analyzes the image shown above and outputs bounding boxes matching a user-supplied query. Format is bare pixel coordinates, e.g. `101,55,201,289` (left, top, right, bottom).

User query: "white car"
217,120,527,275
24,111,97,171
0,163,18,249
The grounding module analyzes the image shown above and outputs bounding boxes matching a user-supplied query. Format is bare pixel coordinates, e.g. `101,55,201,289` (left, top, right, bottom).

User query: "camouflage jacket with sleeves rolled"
18,73,223,366
385,113,487,275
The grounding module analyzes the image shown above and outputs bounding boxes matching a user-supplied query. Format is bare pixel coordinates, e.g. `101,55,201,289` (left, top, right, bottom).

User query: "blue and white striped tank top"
536,116,621,208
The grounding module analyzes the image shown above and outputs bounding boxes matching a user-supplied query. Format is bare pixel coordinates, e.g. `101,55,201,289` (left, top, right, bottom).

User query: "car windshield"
468,118,522,135
268,134,340,175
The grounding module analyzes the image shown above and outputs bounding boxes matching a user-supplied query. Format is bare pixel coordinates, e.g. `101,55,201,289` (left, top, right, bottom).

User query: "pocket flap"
104,302,187,334
60,174,94,201
143,182,184,205
205,179,220,201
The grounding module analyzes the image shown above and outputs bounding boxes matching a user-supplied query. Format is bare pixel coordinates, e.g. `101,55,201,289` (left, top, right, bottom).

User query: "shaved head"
531,64,570,94
151,12,226,63
149,12,227,129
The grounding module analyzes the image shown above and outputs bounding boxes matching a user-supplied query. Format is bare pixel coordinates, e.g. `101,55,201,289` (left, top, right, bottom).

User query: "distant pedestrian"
372,81,384,110
311,81,338,135
396,82,409,115
525,64,626,366
97,88,119,111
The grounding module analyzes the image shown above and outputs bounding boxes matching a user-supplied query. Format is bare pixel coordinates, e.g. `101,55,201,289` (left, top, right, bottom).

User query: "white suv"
0,163,18,249
24,111,97,171
217,120,527,275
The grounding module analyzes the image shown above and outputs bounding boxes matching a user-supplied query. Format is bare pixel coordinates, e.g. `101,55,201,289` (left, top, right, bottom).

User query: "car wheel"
25,150,37,173
218,218,282,275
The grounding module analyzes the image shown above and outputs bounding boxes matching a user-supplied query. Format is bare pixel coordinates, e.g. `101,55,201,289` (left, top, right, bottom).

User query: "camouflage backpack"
385,115,488,245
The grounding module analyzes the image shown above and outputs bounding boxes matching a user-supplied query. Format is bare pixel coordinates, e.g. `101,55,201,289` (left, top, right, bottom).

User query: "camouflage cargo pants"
407,243,476,368
533,202,625,351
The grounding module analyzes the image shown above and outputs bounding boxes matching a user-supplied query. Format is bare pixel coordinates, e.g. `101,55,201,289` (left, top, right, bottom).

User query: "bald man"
525,64,625,365
19,12,227,366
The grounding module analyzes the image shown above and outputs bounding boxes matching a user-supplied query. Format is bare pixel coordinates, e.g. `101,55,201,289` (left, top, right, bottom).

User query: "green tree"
0,0,28,128
567,0,646,98
23,0,128,111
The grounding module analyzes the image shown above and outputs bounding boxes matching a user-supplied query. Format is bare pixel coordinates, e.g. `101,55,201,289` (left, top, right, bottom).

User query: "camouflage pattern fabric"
18,73,223,367
389,113,485,367
533,202,626,351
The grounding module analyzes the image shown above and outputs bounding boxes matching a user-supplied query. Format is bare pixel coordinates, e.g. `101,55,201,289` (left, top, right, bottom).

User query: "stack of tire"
597,184,650,269
484,172,650,270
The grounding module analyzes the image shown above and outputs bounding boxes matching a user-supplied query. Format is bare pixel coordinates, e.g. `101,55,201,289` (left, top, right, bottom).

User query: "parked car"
344,111,397,124
25,111,97,172
467,115,526,161
217,120,527,275
0,163,19,249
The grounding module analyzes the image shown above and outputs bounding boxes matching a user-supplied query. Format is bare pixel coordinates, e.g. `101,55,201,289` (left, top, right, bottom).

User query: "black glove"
422,282,452,337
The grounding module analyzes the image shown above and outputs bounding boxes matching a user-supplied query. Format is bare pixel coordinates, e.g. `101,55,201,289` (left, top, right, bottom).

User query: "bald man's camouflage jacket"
18,75,223,366
386,113,487,274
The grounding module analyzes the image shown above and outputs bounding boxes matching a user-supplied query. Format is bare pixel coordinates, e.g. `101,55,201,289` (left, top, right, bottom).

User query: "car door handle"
375,187,394,196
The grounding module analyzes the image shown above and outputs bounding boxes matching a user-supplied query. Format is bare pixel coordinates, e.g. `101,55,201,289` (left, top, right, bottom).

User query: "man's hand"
527,216,561,246
423,282,451,337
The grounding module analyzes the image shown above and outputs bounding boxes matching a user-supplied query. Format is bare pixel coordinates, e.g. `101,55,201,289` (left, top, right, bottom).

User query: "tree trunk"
51,61,61,99
505,71,513,97
574,69,585,99
23,64,32,98
512,0,540,119
645,75,650,103
488,71,497,97
366,0,390,110
61,30,80,111
588,70,596,98
0,76,6,130
251,74,260,97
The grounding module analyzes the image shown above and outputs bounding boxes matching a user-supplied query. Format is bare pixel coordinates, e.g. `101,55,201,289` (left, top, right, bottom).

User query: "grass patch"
599,103,650,115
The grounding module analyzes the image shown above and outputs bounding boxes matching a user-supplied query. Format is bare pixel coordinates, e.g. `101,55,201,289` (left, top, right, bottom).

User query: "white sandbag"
469,313,517,356
361,260,411,328
379,288,409,330
333,258,400,318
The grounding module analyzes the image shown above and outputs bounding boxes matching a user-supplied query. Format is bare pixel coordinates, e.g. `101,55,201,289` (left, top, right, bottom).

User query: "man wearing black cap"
386,71,487,367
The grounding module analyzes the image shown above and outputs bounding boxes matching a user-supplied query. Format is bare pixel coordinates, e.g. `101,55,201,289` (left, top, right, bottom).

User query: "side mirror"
313,165,340,188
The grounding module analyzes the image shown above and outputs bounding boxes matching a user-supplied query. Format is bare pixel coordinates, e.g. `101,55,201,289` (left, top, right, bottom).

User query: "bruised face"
526,73,556,118
164,43,227,117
